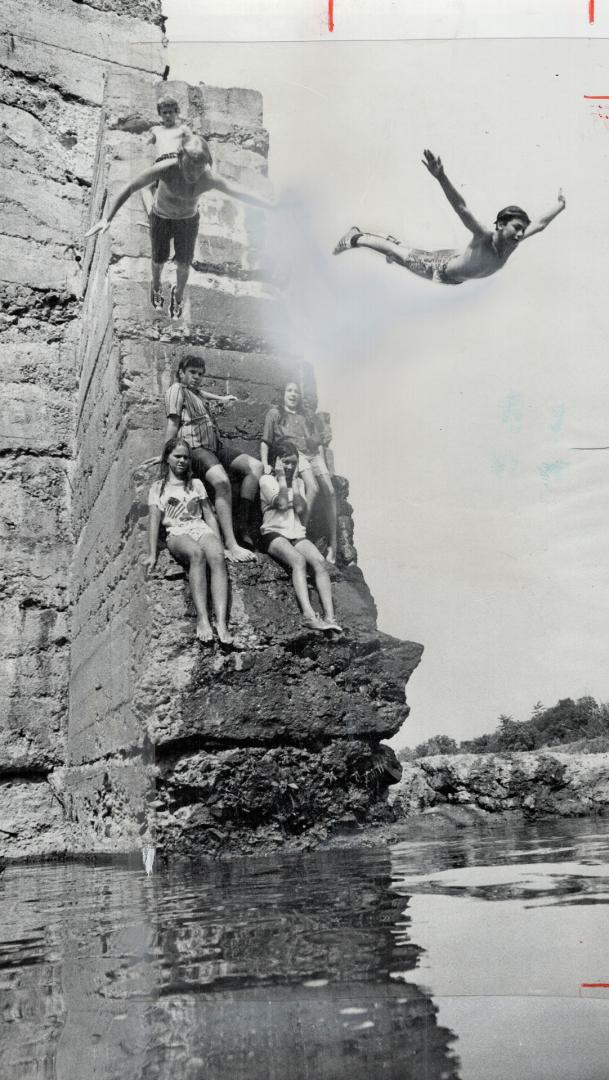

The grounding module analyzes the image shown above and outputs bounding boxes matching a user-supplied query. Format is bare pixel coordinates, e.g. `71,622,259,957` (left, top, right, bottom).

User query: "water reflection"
0,849,459,1080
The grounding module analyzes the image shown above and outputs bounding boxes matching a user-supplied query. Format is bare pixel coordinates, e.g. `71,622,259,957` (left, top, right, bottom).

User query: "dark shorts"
191,442,243,477
150,210,199,265
260,531,303,552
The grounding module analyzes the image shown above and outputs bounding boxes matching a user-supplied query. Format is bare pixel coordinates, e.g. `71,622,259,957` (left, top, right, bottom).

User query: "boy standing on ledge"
333,149,565,285
140,94,192,216
86,134,276,318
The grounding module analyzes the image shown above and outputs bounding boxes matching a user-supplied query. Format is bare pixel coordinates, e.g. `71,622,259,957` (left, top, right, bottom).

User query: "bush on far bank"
397,696,609,762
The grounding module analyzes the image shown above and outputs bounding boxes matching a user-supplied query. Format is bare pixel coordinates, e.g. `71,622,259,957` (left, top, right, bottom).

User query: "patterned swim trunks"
386,241,461,285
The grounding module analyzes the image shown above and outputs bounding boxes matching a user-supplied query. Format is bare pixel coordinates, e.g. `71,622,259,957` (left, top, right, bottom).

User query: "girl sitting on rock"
145,438,233,646
261,378,338,564
259,438,342,633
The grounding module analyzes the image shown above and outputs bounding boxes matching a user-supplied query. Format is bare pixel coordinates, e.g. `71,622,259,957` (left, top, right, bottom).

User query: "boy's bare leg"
335,227,407,263
333,227,443,281
174,260,190,306
205,464,256,563
230,454,263,549
151,259,164,291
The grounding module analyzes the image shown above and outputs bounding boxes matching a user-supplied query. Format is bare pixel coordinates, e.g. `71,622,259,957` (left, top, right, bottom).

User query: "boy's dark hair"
494,205,531,229
177,354,206,380
270,437,299,466
156,94,179,114
158,437,193,495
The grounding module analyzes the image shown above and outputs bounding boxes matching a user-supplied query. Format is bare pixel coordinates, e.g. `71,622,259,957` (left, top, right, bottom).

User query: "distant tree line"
398,697,609,761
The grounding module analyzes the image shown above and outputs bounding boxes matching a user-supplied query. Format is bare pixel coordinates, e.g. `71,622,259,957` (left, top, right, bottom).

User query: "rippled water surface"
1,818,608,1079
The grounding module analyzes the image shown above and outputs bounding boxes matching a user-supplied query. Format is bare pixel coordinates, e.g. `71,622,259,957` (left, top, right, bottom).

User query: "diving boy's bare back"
333,150,565,285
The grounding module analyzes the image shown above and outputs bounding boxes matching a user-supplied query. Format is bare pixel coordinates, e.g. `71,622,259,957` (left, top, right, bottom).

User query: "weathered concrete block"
0,234,81,294
63,761,151,854
109,262,289,352
195,83,264,129
0,0,164,106
0,383,73,454
0,75,99,183
0,777,67,858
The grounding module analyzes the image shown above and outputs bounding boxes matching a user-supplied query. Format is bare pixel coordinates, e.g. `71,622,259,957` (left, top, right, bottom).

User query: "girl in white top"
145,438,233,646
259,439,342,633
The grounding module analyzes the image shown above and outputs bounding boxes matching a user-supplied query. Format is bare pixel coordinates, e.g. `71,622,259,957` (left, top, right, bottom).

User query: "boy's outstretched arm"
522,189,566,239
422,149,488,236
85,161,169,236
208,172,276,210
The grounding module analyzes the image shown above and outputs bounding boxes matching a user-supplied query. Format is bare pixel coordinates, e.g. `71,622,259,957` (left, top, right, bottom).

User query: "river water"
1,817,608,1079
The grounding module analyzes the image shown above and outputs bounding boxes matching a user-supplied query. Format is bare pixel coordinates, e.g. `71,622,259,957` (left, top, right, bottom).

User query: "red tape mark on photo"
328,0,334,32
589,0,595,23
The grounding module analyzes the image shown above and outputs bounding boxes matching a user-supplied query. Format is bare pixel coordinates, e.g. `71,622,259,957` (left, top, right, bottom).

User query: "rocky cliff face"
1,9,422,860
0,0,164,857
58,69,423,859
391,751,609,819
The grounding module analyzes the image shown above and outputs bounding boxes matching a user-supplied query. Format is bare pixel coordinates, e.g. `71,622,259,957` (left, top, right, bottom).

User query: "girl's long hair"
159,438,194,496
276,378,317,442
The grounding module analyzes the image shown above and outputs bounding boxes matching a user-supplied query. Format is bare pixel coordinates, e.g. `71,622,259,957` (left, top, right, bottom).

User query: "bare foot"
226,543,257,563
196,618,214,644
325,547,336,565
302,614,324,633
216,625,234,647
333,226,361,255
319,617,343,632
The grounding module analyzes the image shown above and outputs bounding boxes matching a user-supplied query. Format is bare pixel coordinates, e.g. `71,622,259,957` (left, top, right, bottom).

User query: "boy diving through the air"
333,150,565,284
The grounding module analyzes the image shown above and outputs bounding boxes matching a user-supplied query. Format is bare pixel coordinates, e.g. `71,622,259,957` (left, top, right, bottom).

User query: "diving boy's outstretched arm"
208,172,276,210
522,189,566,239
85,161,170,236
422,149,488,237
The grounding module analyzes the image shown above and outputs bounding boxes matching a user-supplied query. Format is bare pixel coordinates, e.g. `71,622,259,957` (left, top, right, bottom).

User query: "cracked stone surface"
0,0,163,858
1,35,424,860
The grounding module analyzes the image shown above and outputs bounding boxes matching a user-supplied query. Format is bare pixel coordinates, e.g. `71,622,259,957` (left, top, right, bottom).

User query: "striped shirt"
164,383,219,451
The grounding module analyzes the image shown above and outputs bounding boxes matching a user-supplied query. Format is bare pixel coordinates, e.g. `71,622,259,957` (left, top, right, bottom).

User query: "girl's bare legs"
167,533,213,642
295,539,342,631
299,468,319,526
199,532,232,645
317,474,338,564
166,532,232,644
266,536,322,630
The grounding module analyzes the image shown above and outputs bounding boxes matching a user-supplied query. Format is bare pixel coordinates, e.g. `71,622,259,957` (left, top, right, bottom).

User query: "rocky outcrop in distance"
390,751,609,819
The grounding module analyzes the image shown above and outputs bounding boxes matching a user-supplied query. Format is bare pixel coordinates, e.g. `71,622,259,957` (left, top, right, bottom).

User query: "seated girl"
259,438,342,633
144,438,233,646
261,378,338,564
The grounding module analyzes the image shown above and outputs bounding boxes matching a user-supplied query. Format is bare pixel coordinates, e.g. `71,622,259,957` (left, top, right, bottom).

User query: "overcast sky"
162,5,609,747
